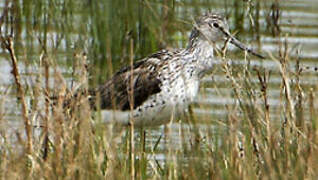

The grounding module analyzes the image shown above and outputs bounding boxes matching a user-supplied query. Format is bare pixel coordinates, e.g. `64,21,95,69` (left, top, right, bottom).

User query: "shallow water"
0,0,318,156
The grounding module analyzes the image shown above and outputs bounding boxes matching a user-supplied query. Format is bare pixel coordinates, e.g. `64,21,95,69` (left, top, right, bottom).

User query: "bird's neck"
185,29,215,75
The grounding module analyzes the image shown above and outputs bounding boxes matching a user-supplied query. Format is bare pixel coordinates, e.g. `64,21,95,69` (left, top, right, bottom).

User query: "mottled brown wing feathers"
92,50,173,111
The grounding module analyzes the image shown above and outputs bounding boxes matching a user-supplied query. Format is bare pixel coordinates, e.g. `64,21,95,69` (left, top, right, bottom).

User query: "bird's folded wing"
93,49,176,111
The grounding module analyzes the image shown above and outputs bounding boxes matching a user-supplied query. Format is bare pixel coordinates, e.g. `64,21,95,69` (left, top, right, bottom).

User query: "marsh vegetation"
1,0,318,179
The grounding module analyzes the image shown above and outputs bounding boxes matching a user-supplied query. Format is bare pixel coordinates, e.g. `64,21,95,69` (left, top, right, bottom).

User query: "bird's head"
195,13,229,43
192,12,264,59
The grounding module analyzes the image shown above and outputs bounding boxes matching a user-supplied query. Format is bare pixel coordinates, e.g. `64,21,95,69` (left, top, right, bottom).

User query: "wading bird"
88,12,264,127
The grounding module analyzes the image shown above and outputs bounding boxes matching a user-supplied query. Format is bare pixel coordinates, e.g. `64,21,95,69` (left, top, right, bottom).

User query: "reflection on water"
1,0,318,155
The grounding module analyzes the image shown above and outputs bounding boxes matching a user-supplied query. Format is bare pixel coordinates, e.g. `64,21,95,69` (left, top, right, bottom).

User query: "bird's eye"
212,23,219,28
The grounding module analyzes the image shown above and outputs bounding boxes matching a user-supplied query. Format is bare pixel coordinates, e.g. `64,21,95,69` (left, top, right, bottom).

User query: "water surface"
1,0,318,159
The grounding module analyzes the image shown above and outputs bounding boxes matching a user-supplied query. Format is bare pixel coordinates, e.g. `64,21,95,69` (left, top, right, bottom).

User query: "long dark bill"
230,37,265,59
219,27,265,59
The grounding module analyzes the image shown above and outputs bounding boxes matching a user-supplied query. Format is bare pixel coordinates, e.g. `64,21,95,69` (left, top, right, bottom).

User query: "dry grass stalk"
255,68,271,145
129,38,135,180
42,54,50,160
1,37,33,155
295,53,304,131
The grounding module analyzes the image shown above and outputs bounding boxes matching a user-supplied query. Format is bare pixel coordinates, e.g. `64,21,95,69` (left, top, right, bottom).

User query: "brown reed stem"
295,55,304,131
129,38,135,180
2,37,33,154
42,54,50,160
255,68,271,145
279,40,296,124
52,72,66,177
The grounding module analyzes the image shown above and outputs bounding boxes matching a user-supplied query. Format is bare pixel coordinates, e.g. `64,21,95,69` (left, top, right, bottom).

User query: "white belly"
99,103,185,127
99,76,200,127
